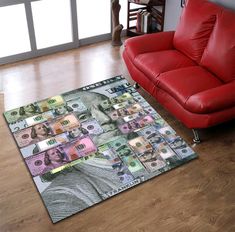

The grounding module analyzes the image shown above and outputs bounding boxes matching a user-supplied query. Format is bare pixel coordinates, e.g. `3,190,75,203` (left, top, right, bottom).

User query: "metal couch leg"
192,129,201,144
133,82,139,89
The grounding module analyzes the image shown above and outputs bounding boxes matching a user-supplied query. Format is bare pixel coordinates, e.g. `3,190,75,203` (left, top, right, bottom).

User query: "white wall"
164,0,235,31
210,0,235,10
164,0,182,31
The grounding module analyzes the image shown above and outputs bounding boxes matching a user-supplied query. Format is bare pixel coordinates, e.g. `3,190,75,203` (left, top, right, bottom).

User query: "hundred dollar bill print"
4,75,198,223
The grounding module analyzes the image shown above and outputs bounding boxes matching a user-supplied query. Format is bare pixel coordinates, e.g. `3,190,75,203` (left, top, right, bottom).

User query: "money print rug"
4,76,197,223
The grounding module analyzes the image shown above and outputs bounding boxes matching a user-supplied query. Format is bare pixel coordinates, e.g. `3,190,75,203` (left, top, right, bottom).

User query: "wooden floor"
0,40,234,232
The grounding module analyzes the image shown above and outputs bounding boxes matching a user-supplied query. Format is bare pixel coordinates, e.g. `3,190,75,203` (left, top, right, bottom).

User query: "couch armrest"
186,81,235,113
124,31,175,61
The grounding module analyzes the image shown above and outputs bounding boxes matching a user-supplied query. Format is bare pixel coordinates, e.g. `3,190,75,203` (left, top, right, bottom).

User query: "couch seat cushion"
134,50,196,84
186,81,235,113
157,66,222,113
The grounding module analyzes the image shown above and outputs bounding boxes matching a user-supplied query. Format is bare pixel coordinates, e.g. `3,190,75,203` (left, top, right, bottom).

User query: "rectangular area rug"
4,75,197,223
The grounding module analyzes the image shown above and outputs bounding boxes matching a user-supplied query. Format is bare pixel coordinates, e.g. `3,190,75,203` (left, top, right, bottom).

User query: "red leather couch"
122,0,235,141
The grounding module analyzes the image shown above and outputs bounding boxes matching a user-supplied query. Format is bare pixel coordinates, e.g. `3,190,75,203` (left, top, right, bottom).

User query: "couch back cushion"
200,9,235,83
173,0,221,63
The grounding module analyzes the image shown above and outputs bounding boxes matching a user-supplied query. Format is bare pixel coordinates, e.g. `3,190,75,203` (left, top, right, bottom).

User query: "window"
77,0,111,39
0,0,126,64
0,4,31,58
32,0,73,49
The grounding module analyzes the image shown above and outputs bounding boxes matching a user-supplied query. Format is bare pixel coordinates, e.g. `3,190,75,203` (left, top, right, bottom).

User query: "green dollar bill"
4,103,40,123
